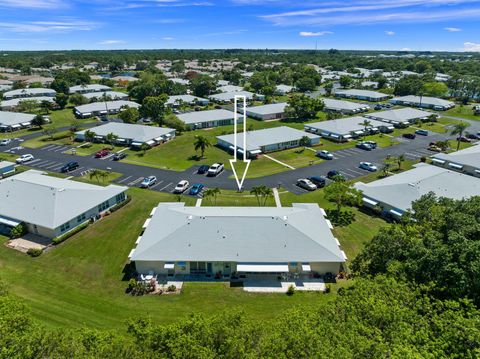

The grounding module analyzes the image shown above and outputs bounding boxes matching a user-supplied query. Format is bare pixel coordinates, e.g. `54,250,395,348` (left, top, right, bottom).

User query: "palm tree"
250,185,273,206
140,142,150,155
84,130,96,143
89,169,102,184
104,132,118,150
359,119,372,139
203,187,221,205
298,136,311,148
381,162,391,177
450,121,470,151
194,135,212,159
396,154,405,170
261,187,273,206
250,186,264,206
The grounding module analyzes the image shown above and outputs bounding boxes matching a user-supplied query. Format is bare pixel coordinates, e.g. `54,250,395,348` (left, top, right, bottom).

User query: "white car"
359,162,378,172
140,176,157,188
0,139,12,146
207,163,224,177
173,180,189,193
317,150,333,160
16,154,34,164
296,178,317,191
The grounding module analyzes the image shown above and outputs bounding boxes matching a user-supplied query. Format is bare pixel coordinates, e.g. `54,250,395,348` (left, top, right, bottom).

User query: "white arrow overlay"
229,95,251,191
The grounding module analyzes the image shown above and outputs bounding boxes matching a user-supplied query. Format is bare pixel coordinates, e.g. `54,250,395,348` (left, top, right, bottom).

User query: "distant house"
322,98,370,114
305,116,394,142
0,111,45,132
355,163,480,220
390,95,455,111
170,78,189,86
275,84,294,95
75,122,175,148
217,85,243,93
74,100,140,118
0,161,15,178
431,143,480,177
176,109,236,129
217,126,320,158
129,202,346,277
69,84,111,94
365,108,434,127
3,88,56,100
361,81,379,89
334,89,390,102
166,95,209,107
0,170,128,239
245,102,287,120
83,91,129,101
209,91,264,103
0,97,55,111
111,75,139,83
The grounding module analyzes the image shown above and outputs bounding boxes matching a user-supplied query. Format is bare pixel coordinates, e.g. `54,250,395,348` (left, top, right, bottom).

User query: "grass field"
445,104,480,122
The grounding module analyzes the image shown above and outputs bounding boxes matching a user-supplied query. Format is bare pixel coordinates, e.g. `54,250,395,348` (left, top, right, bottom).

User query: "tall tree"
193,135,211,159
140,95,168,126
450,121,470,150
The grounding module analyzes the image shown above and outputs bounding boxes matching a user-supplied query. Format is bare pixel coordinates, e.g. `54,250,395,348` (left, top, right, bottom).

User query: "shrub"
10,223,27,239
27,248,43,257
420,156,427,162
286,284,295,296
108,196,131,214
325,284,331,294
167,285,176,292
52,222,89,245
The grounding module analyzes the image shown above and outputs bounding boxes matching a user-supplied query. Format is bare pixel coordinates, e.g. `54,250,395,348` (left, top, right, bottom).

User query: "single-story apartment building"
0,111,45,132
2,88,56,100
305,116,394,142
275,84,294,95
365,108,434,126
217,85,243,93
209,91,264,103
0,170,128,239
217,126,320,157
170,78,189,86
129,202,346,277
176,109,236,129
0,96,56,111
0,84,12,92
74,100,140,118
83,91,129,101
354,163,480,219
335,89,390,102
75,122,175,148
166,95,209,107
390,95,455,111
69,84,111,94
245,102,287,120
431,143,480,177
0,161,15,178
322,98,370,114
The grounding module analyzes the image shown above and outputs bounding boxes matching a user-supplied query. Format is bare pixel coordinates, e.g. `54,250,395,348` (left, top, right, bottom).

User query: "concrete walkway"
272,187,281,207
195,198,203,207
263,154,296,170
243,279,326,293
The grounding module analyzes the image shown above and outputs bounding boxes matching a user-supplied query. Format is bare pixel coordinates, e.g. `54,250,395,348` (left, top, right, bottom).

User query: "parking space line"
159,182,173,191
54,146,69,152
27,158,42,164
69,166,83,173
42,144,56,150
117,175,132,184
149,180,164,189
37,161,57,168
44,162,62,170
128,177,144,186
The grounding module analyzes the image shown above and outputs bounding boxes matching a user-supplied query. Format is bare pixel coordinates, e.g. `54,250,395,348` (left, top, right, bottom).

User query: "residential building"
0,111,44,132
365,108,434,126
390,95,455,111
83,91,129,101
176,109,235,129
69,84,111,94
209,91,264,103
275,84,294,95
304,116,394,142
335,89,390,102
354,163,480,219
3,88,56,100
166,95,209,107
74,100,140,118
431,143,480,177
217,126,320,157
0,170,128,239
75,122,175,148
170,78,189,86
0,161,15,178
0,97,55,111
217,85,243,93
129,202,346,277
245,102,287,120
322,98,370,114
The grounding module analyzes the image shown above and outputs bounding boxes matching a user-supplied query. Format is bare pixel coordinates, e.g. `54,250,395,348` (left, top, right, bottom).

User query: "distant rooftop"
176,109,235,125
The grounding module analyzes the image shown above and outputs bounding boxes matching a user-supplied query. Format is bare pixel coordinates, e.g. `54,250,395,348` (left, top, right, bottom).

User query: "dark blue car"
189,183,205,195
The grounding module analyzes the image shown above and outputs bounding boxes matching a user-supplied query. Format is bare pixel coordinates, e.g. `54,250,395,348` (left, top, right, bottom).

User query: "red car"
95,148,110,158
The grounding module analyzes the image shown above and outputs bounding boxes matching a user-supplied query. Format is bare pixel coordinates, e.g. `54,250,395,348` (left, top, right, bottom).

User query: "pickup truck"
207,163,224,177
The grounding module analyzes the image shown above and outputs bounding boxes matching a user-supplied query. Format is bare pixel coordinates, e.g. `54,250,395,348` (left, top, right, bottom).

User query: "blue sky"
0,0,479,51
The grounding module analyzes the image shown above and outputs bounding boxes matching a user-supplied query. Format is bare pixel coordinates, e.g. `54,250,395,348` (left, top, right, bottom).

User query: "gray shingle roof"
131,203,344,263
0,170,127,229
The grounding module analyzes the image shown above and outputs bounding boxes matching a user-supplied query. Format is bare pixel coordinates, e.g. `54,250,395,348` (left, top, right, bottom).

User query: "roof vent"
283,216,288,221
188,215,193,220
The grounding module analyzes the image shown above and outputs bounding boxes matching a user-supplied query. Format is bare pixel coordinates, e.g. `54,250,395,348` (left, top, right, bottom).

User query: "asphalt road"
2,127,458,196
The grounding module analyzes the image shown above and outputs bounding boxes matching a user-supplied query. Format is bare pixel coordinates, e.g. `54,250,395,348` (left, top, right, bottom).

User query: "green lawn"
445,104,480,122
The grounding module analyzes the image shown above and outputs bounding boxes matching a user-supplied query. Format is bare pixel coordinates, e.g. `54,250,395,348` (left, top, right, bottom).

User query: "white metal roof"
306,116,390,135
166,95,209,105
69,84,111,93
0,111,36,126
391,95,454,108
432,143,480,170
3,88,56,98
0,96,55,109
82,91,128,100
322,98,370,111
74,100,140,114
176,109,235,125
209,91,254,102
367,108,432,123
131,203,344,263
246,102,287,116
335,89,389,99
76,122,175,143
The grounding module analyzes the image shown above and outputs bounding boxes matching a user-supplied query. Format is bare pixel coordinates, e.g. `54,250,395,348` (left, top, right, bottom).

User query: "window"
76,213,86,223
60,222,71,233
115,193,125,203
98,200,110,212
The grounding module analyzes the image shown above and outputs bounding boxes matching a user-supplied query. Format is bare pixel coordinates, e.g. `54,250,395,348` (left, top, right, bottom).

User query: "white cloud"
162,36,175,40
401,47,412,51
299,31,333,37
464,42,480,52
445,27,461,32
0,19,98,33
99,40,126,45
385,30,395,36
0,0,63,9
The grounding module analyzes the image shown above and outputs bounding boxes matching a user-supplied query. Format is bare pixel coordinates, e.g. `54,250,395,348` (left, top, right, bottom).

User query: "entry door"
206,262,212,274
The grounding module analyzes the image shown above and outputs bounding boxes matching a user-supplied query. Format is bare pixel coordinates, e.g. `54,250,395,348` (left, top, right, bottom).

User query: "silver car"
296,178,317,191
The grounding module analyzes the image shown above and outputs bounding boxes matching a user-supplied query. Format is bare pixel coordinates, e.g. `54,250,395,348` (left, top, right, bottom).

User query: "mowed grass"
0,188,339,330
445,104,480,121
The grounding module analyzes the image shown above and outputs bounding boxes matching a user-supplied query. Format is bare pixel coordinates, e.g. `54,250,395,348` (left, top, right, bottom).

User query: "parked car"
457,136,472,143
364,140,377,148
112,152,127,161
359,162,378,172
0,138,12,146
95,148,110,158
374,104,383,110
402,133,416,139
308,176,326,188
296,178,317,191
197,165,210,174
316,150,333,160
384,103,393,108
60,161,79,173
189,183,205,195
16,154,34,164
173,180,189,193
327,170,344,180
140,176,157,188
356,142,374,151
428,144,442,152
415,129,429,136
466,133,480,140
207,163,224,177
